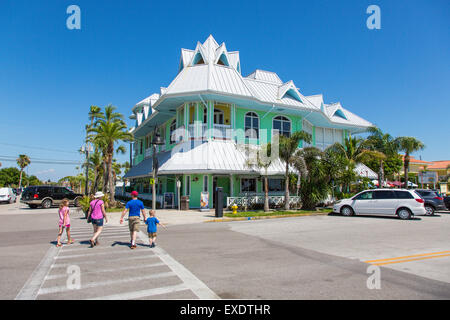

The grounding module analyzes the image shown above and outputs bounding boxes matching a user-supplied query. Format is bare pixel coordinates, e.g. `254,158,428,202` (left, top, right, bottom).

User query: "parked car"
413,189,446,215
444,196,450,210
21,186,83,209
0,188,17,204
333,189,426,220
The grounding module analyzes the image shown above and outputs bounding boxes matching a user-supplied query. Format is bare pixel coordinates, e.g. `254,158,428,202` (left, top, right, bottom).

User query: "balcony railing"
187,123,231,140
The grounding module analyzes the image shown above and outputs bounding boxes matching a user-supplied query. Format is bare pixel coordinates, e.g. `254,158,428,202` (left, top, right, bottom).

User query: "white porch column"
207,101,214,140
194,102,200,139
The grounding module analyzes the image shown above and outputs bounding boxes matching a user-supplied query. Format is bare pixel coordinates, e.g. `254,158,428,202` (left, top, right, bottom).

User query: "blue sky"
0,0,449,181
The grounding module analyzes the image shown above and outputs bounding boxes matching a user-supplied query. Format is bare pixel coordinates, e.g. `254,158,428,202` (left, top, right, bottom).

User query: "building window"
245,112,259,139
268,179,284,192
203,175,208,192
185,175,191,196
273,116,291,137
169,119,177,144
241,178,257,193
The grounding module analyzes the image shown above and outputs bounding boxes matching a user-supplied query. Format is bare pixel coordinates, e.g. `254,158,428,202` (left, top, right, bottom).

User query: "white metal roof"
246,69,283,84
135,35,373,131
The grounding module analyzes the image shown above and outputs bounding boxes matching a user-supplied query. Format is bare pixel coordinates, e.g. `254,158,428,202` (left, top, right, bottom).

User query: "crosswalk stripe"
56,250,143,259
52,254,159,268
45,262,166,280
38,272,176,295
90,283,190,300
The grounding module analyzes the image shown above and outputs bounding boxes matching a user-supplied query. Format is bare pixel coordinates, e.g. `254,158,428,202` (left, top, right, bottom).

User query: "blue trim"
334,109,347,120
284,89,303,103
192,52,204,65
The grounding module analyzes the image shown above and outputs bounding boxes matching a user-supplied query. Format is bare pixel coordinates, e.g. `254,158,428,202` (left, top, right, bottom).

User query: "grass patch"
224,208,332,218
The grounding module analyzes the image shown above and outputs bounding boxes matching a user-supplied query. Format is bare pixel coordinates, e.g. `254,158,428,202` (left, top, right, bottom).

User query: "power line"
0,157,82,165
0,142,80,154
0,155,81,162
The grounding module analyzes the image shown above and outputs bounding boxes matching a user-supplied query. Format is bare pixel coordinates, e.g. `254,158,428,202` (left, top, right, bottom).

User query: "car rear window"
417,190,436,197
23,187,36,195
394,191,414,199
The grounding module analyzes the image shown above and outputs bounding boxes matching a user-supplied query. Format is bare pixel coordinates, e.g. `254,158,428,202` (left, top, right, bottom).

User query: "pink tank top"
90,200,104,219
58,206,70,226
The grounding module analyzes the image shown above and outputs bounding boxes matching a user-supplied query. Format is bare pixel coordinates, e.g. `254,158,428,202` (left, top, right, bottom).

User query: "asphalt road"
1,201,449,299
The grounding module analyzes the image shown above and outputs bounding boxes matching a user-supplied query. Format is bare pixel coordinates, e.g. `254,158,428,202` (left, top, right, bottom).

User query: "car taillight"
33,194,39,199
434,196,443,201
415,198,424,203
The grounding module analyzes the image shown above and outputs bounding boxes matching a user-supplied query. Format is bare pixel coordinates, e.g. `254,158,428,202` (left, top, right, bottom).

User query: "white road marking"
55,250,142,259
38,271,176,295
45,262,166,280
51,254,159,268
90,283,190,300
137,231,220,299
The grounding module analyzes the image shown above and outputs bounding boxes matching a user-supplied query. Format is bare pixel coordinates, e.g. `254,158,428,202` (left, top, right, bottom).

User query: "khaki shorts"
148,232,157,238
128,216,141,232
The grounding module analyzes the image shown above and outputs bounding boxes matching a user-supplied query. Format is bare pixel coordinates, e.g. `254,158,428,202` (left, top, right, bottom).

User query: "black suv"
21,186,83,209
414,189,446,215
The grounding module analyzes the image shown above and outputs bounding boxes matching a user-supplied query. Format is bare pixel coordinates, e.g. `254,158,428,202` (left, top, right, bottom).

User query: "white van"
333,189,427,220
0,188,17,204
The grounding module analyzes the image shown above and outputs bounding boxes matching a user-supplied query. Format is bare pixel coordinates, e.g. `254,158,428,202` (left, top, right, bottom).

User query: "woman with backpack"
86,191,108,248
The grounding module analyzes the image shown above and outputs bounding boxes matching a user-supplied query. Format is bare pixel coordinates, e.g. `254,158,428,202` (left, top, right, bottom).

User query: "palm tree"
326,134,386,189
88,105,103,127
89,105,133,204
365,127,398,188
122,161,131,174
327,134,369,165
278,131,312,210
395,136,425,189
292,147,330,210
16,154,31,189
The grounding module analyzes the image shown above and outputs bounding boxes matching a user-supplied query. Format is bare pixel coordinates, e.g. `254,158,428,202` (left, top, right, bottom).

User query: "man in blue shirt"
120,191,147,249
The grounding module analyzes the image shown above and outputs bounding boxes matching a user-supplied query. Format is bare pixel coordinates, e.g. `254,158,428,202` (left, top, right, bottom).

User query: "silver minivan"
333,189,427,220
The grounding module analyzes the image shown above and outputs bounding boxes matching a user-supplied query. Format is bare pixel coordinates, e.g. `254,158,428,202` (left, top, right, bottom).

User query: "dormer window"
216,53,229,66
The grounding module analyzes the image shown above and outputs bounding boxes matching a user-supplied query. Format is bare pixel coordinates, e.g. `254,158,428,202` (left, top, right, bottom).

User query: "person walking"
120,191,147,249
145,209,166,248
86,191,108,248
56,199,74,247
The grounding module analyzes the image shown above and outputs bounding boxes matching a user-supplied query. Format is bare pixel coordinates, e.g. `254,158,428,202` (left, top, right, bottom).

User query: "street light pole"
150,126,164,212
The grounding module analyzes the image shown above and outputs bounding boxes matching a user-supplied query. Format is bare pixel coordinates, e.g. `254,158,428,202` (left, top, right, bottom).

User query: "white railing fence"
227,195,301,209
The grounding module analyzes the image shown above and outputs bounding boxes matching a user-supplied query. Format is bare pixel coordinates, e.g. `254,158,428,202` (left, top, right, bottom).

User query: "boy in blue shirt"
145,210,165,248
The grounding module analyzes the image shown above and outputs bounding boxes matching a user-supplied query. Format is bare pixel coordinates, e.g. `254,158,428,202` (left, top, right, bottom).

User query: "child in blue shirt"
145,210,166,248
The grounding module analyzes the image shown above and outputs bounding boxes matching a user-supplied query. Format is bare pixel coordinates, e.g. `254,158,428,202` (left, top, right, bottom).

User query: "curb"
205,211,330,223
